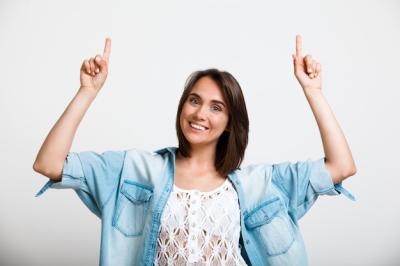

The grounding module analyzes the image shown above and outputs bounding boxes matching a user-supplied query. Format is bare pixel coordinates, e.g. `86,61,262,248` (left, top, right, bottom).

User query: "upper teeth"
190,122,207,130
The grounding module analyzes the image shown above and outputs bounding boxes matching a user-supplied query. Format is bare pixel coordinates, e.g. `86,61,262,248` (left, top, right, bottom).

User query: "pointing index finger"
103,37,111,62
295,34,302,57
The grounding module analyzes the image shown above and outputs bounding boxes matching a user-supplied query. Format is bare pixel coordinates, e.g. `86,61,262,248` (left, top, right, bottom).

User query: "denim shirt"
35,146,355,266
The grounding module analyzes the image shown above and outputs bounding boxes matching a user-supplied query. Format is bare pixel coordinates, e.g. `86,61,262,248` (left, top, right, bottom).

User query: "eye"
189,97,199,104
211,105,222,112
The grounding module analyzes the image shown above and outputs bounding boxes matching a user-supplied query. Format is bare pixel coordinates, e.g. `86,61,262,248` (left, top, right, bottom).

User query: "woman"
33,35,356,266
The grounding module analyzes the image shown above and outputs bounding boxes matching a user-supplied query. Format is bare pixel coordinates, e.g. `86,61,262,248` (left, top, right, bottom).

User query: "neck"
177,143,217,171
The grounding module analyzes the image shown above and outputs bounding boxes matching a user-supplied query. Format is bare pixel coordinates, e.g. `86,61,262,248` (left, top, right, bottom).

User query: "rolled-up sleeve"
35,150,126,218
272,157,355,220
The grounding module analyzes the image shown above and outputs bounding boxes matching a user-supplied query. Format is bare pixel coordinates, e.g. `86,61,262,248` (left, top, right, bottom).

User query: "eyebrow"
188,92,226,107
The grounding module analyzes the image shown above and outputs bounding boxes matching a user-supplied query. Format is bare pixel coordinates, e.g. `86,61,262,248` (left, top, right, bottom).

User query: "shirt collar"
153,146,178,155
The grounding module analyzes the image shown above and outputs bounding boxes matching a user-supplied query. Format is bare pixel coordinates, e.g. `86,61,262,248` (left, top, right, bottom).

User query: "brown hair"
175,68,249,177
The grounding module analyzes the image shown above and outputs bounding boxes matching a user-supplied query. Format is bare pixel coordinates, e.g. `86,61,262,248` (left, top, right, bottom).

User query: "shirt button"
191,235,196,240
190,248,195,253
191,199,197,204
191,210,196,215
246,240,250,244
191,222,196,227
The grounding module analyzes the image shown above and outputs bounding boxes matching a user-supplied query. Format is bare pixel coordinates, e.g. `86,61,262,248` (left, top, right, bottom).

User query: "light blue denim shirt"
35,146,355,266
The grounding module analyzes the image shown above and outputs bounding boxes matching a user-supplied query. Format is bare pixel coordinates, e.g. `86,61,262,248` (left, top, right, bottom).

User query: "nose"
193,104,207,121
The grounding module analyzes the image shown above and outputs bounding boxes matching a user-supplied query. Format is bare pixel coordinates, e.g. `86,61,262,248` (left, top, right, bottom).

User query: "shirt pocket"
244,196,295,256
112,179,153,237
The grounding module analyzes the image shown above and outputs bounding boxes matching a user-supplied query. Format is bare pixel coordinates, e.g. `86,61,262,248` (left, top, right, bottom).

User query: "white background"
1,0,399,265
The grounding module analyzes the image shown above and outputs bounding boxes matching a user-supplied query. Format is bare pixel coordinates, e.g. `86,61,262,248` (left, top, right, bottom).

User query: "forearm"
304,89,357,183
33,88,97,179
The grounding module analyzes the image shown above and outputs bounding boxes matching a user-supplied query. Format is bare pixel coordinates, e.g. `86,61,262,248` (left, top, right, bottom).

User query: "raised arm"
33,38,112,181
292,34,357,184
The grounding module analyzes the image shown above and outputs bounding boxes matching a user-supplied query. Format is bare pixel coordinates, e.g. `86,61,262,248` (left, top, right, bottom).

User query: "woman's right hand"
79,37,111,93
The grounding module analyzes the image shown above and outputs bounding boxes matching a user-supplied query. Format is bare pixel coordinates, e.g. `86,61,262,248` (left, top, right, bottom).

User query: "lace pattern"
154,178,247,265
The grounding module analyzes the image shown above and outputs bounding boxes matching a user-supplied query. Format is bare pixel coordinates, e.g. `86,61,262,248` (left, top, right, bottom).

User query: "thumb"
95,55,108,73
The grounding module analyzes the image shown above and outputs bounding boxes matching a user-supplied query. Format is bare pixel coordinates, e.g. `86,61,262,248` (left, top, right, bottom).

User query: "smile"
189,122,208,131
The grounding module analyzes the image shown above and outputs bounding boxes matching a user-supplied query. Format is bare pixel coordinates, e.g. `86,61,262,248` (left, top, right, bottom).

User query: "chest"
155,180,246,264
174,163,227,192
162,181,241,229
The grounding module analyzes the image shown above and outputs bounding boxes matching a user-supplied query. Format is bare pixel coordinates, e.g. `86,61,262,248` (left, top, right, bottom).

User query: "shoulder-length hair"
175,68,249,177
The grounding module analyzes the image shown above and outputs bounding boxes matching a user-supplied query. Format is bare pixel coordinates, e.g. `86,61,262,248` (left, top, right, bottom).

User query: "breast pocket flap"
120,181,153,204
244,196,282,230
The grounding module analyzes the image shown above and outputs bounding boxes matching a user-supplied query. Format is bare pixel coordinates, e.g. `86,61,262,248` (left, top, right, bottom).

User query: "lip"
188,121,209,132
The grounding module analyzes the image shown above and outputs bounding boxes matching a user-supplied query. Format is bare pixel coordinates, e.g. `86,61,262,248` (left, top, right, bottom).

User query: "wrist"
78,86,98,99
303,87,323,98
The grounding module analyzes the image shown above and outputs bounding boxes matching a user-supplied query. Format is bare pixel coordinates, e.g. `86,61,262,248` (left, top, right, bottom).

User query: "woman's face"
180,76,229,149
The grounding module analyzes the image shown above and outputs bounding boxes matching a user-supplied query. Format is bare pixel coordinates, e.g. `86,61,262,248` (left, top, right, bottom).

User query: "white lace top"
154,178,247,266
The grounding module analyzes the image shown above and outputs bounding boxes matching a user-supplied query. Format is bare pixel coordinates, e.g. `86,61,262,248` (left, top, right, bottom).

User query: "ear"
225,120,231,132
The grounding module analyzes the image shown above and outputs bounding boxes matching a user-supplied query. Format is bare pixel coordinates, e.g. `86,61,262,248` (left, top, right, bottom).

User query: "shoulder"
235,162,274,183
233,163,275,198
236,160,304,195
239,162,274,177
123,146,173,176
125,146,168,163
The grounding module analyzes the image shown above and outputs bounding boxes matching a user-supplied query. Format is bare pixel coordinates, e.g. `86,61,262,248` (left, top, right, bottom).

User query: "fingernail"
308,68,312,72
95,56,100,62
95,68,99,73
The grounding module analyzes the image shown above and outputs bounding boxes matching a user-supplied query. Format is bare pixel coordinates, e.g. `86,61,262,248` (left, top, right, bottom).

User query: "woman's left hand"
292,35,322,93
